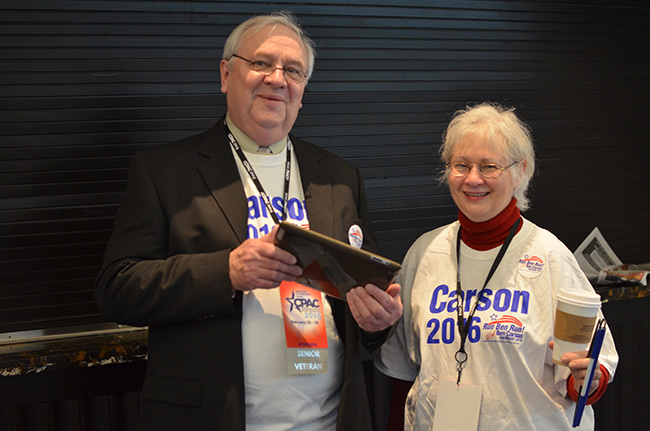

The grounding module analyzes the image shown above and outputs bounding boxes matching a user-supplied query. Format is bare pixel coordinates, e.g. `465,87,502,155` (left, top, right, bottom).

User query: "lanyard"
454,217,521,384
225,121,292,225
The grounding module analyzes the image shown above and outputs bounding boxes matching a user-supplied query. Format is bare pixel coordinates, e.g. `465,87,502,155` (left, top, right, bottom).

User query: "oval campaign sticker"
348,224,363,249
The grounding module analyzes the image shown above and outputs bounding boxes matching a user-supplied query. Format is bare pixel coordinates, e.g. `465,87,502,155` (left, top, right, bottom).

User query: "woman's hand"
549,340,601,395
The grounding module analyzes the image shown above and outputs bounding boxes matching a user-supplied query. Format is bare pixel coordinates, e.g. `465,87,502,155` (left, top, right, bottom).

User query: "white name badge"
432,379,482,431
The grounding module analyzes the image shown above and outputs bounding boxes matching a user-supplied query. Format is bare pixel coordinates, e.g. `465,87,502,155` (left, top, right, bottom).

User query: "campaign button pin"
518,253,545,278
348,224,363,249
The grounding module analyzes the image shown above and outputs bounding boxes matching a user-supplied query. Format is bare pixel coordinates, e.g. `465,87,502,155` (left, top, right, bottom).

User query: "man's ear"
219,59,230,94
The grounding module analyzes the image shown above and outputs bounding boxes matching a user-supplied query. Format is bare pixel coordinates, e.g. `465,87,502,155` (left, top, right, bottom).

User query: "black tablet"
274,221,401,300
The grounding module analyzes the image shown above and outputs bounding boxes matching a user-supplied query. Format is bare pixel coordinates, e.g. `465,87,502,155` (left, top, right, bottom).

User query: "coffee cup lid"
557,288,601,308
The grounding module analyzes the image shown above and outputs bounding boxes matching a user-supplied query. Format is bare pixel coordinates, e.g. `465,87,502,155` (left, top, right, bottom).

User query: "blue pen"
572,319,606,427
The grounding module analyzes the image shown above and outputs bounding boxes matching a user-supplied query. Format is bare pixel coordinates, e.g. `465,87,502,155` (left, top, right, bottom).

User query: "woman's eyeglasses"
446,161,518,179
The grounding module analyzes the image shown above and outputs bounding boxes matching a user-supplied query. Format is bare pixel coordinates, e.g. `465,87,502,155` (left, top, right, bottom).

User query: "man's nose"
264,67,287,86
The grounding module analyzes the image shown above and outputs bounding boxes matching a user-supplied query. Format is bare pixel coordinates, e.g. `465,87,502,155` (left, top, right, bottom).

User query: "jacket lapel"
294,137,334,237
196,121,248,244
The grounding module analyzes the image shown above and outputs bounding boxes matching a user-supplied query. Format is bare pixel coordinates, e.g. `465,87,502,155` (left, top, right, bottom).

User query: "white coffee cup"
552,287,601,366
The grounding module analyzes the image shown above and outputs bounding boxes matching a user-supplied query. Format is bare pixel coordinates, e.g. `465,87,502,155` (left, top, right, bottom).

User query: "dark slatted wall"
1,1,649,430
1,1,649,333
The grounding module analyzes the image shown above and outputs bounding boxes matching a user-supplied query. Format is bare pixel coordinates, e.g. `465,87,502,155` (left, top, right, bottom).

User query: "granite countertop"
596,282,650,302
0,327,148,377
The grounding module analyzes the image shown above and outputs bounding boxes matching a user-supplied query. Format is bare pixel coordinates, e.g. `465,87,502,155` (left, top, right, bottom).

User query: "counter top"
596,283,650,302
0,327,147,377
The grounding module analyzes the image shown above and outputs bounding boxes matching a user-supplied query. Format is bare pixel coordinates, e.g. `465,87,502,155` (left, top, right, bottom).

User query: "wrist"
566,364,610,405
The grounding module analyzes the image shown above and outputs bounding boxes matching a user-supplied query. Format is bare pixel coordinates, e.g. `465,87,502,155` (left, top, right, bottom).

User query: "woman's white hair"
439,102,536,211
222,11,316,82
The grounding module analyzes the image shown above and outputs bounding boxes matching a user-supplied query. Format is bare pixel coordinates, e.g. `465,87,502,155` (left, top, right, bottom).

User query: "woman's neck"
459,198,522,251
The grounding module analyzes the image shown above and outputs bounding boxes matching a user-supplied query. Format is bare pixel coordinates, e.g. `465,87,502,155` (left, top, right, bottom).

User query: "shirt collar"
225,114,287,154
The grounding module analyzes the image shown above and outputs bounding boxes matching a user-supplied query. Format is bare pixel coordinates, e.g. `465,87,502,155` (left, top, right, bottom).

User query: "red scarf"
459,198,522,251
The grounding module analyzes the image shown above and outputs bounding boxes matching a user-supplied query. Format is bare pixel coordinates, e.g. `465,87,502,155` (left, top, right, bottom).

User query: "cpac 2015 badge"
280,281,328,374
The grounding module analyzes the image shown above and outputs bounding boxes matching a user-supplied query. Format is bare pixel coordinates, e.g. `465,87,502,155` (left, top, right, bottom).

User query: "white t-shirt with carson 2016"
375,218,618,431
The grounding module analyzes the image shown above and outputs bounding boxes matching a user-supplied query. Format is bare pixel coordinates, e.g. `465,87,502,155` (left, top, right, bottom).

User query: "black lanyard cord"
454,217,521,384
225,121,292,225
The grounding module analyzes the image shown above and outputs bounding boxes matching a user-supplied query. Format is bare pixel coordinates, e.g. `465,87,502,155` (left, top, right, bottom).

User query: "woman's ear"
514,160,527,186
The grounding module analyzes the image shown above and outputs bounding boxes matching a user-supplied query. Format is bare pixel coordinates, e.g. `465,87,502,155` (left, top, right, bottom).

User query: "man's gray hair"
222,11,316,82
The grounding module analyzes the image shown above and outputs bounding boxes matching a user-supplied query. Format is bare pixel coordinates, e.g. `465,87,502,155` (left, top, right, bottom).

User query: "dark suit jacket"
95,120,382,430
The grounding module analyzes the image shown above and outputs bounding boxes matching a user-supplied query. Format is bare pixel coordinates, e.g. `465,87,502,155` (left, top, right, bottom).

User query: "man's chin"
252,115,296,136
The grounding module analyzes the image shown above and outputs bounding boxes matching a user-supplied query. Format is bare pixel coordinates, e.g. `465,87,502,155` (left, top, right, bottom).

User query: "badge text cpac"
285,292,320,312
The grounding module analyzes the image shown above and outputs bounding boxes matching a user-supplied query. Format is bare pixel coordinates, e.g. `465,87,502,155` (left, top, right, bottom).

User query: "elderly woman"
375,103,618,430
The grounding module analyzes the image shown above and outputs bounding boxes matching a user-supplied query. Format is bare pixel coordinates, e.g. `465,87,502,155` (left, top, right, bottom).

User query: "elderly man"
95,12,402,431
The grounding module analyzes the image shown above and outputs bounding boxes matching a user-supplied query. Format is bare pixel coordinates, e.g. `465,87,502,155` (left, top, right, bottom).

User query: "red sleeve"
566,364,610,405
387,378,413,431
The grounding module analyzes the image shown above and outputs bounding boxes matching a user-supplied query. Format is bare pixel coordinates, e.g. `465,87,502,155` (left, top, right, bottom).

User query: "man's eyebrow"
253,52,305,67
